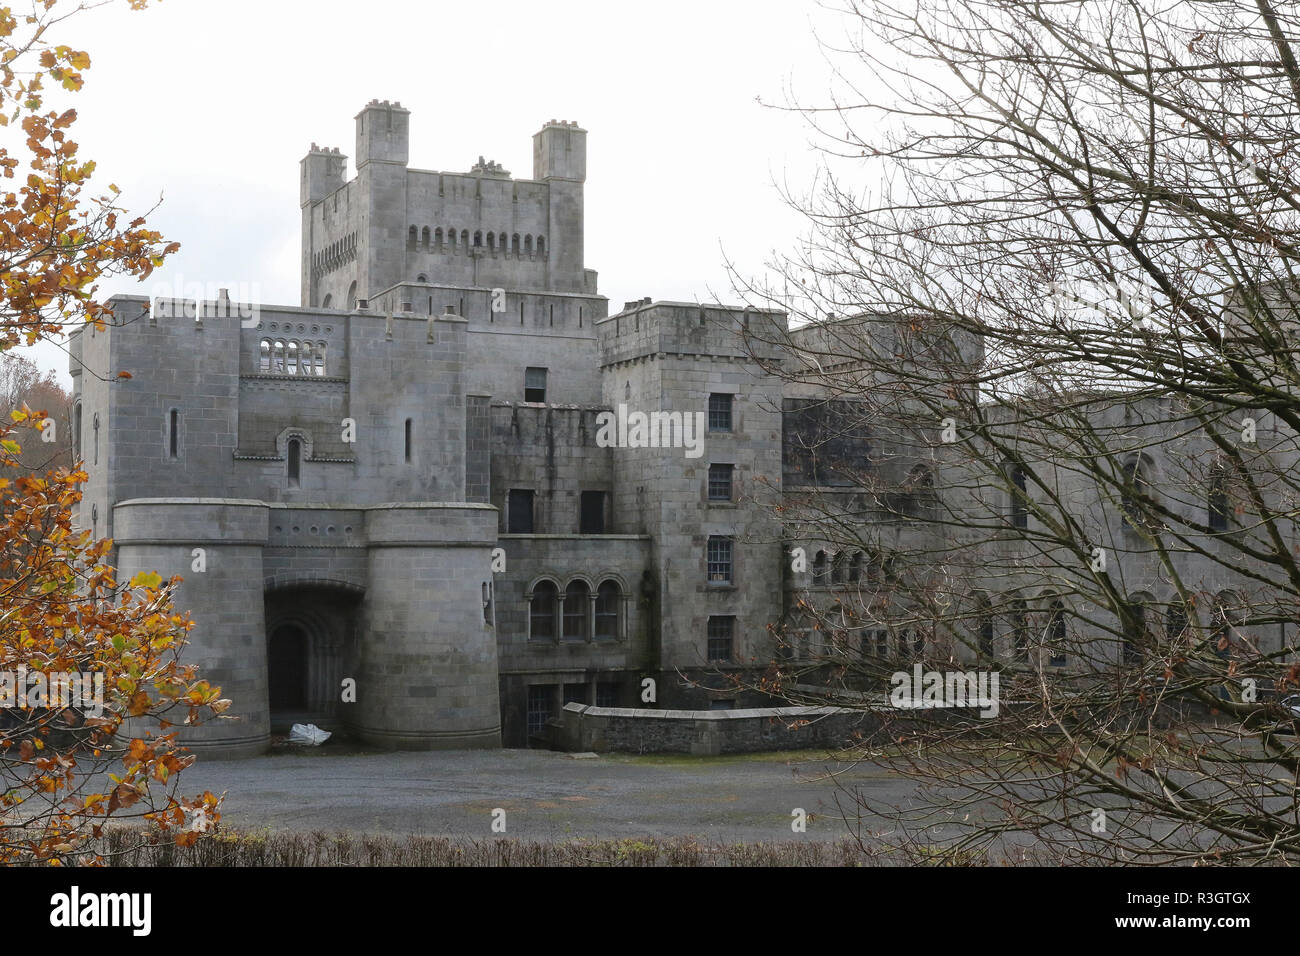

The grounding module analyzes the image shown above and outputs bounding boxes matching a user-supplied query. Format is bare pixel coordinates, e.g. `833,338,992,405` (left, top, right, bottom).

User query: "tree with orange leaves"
0,0,225,864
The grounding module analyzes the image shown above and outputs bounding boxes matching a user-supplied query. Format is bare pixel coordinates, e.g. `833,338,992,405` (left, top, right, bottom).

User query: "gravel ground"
175,744,928,843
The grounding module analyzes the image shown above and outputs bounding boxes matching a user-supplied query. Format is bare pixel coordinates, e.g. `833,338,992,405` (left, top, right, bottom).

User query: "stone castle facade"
68,100,1284,756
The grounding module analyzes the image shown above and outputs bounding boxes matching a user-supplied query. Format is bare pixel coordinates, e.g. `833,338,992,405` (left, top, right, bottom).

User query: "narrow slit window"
168,409,178,459
287,438,301,487
404,418,412,463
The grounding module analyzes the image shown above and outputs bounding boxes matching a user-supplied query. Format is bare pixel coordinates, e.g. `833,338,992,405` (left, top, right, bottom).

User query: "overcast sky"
13,0,856,386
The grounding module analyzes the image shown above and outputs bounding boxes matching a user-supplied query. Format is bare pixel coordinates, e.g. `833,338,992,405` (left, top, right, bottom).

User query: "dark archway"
263,582,364,736
268,623,308,712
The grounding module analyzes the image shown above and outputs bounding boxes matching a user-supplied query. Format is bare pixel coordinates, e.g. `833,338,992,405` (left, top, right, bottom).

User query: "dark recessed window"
404,418,412,463
596,682,619,707
708,393,733,432
595,580,620,641
526,685,554,736
707,615,735,662
580,491,606,534
1008,464,1027,529
707,536,733,584
1209,461,1231,532
1048,600,1068,666
507,489,535,533
563,580,590,641
708,463,734,501
168,409,179,459
287,438,301,487
529,581,558,641
524,367,547,403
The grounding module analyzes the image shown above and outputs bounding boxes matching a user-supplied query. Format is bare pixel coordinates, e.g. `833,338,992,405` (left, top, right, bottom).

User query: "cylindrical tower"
355,502,501,749
112,498,271,758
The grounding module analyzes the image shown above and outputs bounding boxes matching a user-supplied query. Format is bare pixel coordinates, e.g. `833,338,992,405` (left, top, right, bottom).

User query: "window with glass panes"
707,536,733,584
708,463,734,501
707,615,735,662
708,393,733,432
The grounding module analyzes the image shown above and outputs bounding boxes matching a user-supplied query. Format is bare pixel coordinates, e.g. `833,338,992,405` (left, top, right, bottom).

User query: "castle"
68,101,1283,756
68,101,801,754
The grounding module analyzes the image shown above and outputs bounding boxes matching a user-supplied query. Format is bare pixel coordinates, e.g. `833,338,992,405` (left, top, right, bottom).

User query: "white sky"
14,0,849,386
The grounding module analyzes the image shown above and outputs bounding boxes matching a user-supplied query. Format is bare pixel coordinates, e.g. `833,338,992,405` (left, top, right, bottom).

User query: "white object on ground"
288,723,331,745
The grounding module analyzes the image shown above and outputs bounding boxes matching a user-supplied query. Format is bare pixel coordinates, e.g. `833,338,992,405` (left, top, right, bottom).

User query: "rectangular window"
708,393,733,432
707,463,734,501
507,489,535,533
707,536,733,584
709,699,736,710
563,683,588,706
707,615,735,662
404,418,412,463
524,366,547,403
168,409,179,459
580,490,607,534
526,685,555,737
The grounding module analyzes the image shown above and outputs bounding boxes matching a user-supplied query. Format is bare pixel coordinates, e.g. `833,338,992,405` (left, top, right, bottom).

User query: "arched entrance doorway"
268,623,309,712
263,581,364,736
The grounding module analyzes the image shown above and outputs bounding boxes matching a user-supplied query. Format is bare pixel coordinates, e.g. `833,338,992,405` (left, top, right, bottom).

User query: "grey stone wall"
556,703,880,755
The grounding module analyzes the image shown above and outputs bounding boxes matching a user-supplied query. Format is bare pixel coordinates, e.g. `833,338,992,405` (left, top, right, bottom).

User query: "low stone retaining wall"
554,703,883,755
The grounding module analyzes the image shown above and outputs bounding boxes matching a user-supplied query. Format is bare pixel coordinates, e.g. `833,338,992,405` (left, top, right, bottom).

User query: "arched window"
286,341,299,375
73,403,82,461
902,464,937,518
272,340,286,373
529,581,558,641
407,225,417,249
1007,462,1028,529
416,273,428,283
1009,597,1029,662
449,228,458,253
849,551,863,584
1120,457,1153,531
314,342,326,376
524,235,533,256
1166,601,1190,643
831,551,846,584
287,437,302,487
1122,594,1152,665
1211,592,1241,660
1046,599,1067,666
460,229,469,249
536,235,545,256
421,226,430,249
563,581,590,641
259,339,271,372
1209,458,1231,532
486,232,495,252
975,596,995,658
595,580,620,641
812,550,828,586
434,227,444,249
511,233,520,256
321,294,332,309
347,281,357,310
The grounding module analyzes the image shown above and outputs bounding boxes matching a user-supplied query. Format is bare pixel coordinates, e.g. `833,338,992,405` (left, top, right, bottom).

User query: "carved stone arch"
275,426,315,461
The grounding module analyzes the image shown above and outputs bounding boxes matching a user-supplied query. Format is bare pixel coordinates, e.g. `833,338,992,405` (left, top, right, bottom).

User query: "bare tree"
731,0,1300,863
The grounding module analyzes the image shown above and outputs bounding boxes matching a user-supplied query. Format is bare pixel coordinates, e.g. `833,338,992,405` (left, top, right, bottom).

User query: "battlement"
597,301,788,366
